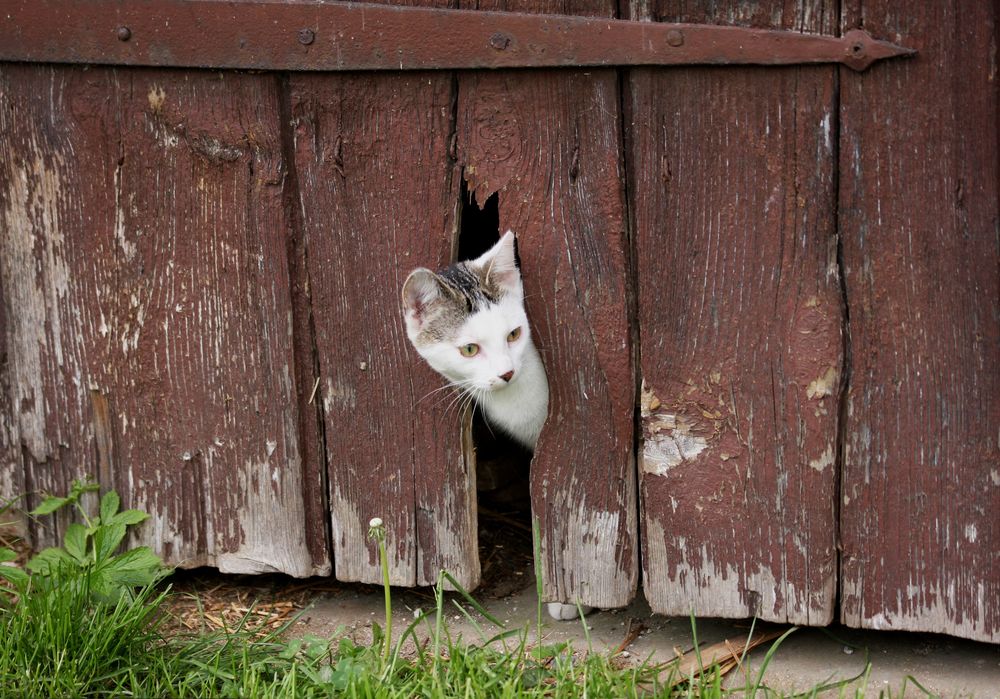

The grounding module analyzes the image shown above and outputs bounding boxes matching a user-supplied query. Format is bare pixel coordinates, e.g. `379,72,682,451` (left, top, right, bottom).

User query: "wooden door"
1,0,996,644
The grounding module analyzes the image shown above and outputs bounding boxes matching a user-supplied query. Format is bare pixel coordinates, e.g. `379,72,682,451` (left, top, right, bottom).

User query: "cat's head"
402,231,531,392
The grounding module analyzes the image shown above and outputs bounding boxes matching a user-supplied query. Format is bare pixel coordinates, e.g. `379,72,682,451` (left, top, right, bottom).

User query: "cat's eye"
459,343,480,357
507,327,522,343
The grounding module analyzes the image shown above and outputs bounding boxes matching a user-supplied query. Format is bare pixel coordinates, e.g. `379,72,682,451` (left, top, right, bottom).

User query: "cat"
401,231,546,449
401,231,590,621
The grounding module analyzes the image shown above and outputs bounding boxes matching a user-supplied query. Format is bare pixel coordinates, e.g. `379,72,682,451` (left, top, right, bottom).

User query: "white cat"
401,231,547,449
401,231,590,621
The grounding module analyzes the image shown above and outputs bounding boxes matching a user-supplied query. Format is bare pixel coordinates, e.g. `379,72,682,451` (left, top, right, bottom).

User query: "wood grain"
0,64,328,576
288,70,476,587
838,0,999,642
1,65,122,545
457,0,637,609
0,230,25,535
628,1,842,624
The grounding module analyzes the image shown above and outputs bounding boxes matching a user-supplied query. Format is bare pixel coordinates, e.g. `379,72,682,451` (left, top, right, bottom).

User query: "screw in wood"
116,26,131,42
298,28,316,46
666,29,684,47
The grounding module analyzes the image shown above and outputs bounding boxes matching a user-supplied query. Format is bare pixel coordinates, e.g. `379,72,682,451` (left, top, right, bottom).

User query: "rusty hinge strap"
0,1,915,73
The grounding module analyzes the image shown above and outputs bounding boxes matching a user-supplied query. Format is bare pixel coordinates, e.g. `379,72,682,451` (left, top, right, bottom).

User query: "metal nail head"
298,28,316,46
117,26,131,42
489,32,511,50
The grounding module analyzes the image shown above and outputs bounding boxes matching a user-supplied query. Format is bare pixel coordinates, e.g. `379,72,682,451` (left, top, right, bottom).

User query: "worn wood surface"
1,65,121,545
838,1,999,642
629,1,842,624
456,0,637,609
0,225,25,535
288,68,477,587
0,64,328,576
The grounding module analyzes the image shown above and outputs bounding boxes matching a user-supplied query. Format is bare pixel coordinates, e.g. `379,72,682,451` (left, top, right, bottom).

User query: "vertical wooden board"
457,0,637,609
839,1,999,642
113,68,326,576
0,65,113,543
628,2,841,624
289,71,476,587
0,246,25,535
0,64,327,576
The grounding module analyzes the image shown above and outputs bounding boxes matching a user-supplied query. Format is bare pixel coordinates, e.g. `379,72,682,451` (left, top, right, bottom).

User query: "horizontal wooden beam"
0,1,914,72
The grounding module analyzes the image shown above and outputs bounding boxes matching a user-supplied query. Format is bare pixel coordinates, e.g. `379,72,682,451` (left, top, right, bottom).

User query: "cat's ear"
402,268,446,336
479,230,522,295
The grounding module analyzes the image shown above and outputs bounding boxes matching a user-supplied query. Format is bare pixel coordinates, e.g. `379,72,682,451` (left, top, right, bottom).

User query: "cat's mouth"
485,378,515,392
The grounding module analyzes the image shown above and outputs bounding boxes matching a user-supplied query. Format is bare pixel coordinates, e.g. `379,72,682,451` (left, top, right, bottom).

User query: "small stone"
842,645,854,655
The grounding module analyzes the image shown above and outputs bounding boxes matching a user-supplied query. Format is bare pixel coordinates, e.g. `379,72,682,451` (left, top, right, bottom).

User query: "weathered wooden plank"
289,70,476,587
456,0,637,609
628,1,841,624
0,63,328,576
0,65,114,544
838,0,999,643
0,258,25,535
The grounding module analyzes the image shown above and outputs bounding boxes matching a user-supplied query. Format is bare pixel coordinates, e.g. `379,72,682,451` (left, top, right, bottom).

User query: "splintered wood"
160,576,309,639
666,629,784,687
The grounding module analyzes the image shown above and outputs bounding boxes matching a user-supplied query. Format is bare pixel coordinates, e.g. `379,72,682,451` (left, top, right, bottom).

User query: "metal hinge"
0,1,915,73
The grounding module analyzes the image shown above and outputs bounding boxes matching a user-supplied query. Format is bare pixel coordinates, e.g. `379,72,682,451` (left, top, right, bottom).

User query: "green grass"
0,485,935,698
0,565,682,698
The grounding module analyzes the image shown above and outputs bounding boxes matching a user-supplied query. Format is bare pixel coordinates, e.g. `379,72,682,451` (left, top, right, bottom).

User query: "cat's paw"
546,602,594,620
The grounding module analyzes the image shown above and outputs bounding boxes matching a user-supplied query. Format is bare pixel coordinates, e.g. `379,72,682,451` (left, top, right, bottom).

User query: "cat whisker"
443,384,476,419
415,380,474,407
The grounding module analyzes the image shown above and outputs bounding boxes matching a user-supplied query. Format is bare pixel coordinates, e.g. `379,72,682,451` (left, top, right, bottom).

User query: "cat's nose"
499,370,514,383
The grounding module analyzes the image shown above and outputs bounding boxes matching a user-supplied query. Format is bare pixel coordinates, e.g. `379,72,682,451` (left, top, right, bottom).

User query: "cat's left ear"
480,230,522,295
402,268,446,337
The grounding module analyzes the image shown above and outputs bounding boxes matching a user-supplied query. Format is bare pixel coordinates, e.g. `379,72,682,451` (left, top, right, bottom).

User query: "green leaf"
94,521,127,561
63,522,89,563
31,496,68,516
0,547,17,564
100,546,164,588
531,642,569,659
111,509,149,527
26,547,73,576
0,565,28,588
328,657,363,691
279,638,303,660
108,546,162,573
99,491,120,523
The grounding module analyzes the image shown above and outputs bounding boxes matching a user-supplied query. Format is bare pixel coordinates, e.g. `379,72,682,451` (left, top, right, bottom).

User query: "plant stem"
378,535,391,661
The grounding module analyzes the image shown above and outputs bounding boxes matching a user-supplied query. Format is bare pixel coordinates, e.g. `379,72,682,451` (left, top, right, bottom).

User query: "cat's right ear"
402,268,443,336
